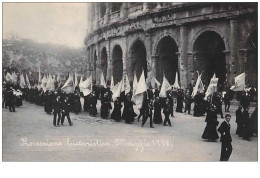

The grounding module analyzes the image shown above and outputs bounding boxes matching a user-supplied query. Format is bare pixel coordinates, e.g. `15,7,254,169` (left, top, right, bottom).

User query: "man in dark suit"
218,114,232,161
53,94,62,127
60,96,73,126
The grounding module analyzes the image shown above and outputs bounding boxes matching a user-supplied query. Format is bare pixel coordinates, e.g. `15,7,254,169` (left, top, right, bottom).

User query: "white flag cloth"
204,77,219,100
112,80,122,101
131,72,138,102
20,74,26,88
5,72,13,82
12,72,18,83
57,74,60,82
123,74,131,94
46,75,55,91
25,74,31,89
192,73,204,97
38,68,41,83
172,71,180,89
61,75,74,94
230,72,245,91
150,76,161,89
135,70,147,96
111,75,114,90
79,75,92,96
134,70,147,109
41,75,48,92
100,72,107,88
75,72,78,86
159,75,171,98
79,75,83,85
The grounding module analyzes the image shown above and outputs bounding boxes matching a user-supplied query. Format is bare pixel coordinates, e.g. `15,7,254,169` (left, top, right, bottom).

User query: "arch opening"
112,45,123,84
193,31,226,89
101,47,108,80
129,40,147,80
156,36,179,84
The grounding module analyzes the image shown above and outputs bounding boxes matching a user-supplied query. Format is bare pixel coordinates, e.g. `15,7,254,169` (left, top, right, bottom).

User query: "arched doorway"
129,40,147,80
156,36,179,84
193,31,226,89
246,30,257,87
112,45,123,84
101,47,108,80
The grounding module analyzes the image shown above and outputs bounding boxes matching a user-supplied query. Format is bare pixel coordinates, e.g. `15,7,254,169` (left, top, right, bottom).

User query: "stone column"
104,3,111,24
86,48,90,77
151,55,158,79
238,49,248,83
187,52,194,85
120,2,128,19
230,18,239,82
145,32,153,82
96,44,101,85
223,50,231,85
106,41,112,81
179,25,188,88
123,38,128,76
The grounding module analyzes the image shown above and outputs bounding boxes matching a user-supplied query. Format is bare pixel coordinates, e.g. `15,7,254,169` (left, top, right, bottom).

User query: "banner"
230,72,245,91
79,75,92,96
100,72,107,88
172,71,180,89
112,80,122,101
159,75,171,98
61,75,74,94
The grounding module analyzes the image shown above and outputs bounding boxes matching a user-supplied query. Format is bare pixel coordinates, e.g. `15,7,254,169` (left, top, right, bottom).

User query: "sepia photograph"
1,1,258,163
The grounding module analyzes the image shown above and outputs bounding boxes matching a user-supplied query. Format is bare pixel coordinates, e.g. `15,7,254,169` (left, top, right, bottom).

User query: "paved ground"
2,100,257,161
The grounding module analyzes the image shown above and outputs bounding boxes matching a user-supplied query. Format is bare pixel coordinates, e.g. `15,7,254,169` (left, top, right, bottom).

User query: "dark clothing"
184,93,192,114
193,93,205,117
111,100,122,122
8,90,16,112
223,91,231,112
101,95,112,118
240,109,251,140
153,100,162,124
142,101,154,127
163,102,172,126
89,94,97,116
249,107,258,135
218,121,232,161
235,108,243,136
124,100,136,124
60,99,72,125
202,110,219,140
176,92,184,113
212,94,224,118
72,92,81,114
52,98,62,126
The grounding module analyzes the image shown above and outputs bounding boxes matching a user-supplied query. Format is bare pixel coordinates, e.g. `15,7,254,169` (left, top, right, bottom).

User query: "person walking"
218,114,232,161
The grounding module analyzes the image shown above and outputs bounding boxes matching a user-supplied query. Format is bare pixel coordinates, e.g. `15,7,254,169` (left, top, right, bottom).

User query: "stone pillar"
230,18,239,83
106,41,112,81
86,48,90,77
151,55,158,79
223,50,231,85
120,2,128,19
145,32,153,82
123,38,127,76
179,26,188,88
238,49,248,83
96,44,101,85
187,52,194,85
104,3,111,24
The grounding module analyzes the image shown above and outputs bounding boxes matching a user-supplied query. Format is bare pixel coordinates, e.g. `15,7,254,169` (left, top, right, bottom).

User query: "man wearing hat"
218,114,232,161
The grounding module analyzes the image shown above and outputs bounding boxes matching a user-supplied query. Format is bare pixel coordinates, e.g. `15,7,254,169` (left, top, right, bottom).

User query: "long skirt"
202,122,219,140
153,108,162,124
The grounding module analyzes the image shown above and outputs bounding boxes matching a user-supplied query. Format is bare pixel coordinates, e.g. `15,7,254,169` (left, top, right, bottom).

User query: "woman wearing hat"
202,104,219,142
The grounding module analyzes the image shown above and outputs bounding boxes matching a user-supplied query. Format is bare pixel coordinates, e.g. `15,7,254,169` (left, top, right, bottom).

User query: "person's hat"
225,114,231,119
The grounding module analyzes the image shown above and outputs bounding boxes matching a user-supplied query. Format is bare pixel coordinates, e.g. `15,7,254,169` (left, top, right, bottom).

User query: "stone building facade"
84,2,257,89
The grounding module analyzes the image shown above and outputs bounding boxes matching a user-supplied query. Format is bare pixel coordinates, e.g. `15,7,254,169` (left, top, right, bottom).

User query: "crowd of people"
2,74,258,161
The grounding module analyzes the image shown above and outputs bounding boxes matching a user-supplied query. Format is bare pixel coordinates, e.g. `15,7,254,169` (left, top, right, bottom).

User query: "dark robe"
111,99,122,122
153,100,162,124
72,91,81,114
89,94,97,116
176,92,184,113
202,110,219,140
101,95,112,118
124,100,136,124
235,108,243,136
193,93,205,117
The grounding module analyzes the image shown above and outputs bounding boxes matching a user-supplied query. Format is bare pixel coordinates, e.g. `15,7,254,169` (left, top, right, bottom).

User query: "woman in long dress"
124,95,137,124
153,97,162,124
111,97,122,122
202,104,219,141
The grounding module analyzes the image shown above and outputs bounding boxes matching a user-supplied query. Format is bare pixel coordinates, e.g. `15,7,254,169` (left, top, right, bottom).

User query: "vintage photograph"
2,2,258,162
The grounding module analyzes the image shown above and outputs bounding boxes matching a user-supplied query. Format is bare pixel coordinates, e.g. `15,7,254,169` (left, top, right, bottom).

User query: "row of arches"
91,29,257,87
